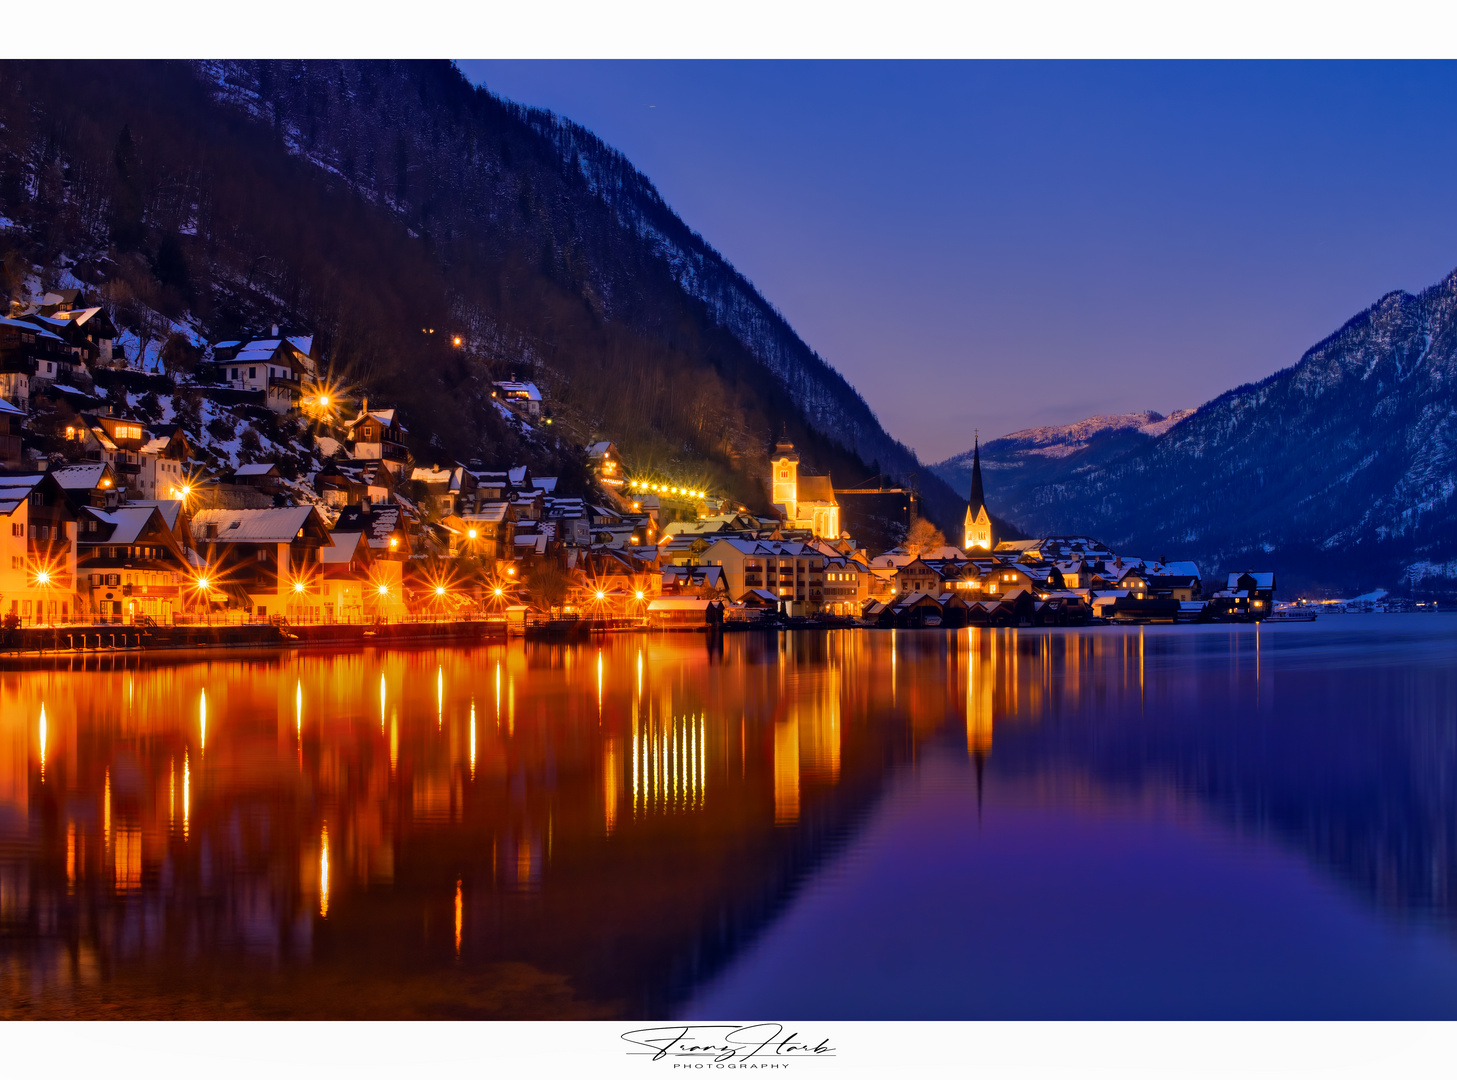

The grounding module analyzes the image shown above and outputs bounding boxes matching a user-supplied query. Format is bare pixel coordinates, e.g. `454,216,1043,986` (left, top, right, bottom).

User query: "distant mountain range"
934,271,1457,596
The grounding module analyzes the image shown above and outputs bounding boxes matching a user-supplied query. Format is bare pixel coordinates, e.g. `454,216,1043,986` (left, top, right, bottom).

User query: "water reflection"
1,621,1456,1017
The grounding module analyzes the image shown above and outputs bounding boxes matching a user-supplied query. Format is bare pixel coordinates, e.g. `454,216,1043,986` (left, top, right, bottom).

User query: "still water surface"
4,617,1457,1018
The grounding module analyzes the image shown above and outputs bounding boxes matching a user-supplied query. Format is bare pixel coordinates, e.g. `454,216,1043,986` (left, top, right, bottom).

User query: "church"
769,437,841,540
963,437,994,551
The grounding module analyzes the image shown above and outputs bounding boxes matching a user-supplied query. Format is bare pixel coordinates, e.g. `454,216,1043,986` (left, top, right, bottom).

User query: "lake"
4,616,1457,1019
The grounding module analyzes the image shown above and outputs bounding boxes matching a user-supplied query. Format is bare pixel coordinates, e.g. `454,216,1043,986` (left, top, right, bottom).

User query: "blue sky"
457,61,1457,462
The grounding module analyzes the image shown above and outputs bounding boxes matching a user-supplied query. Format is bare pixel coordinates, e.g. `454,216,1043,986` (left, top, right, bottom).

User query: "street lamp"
32,567,53,626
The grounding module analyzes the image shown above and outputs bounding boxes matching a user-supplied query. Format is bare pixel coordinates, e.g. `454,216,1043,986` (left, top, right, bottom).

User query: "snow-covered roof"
212,340,241,349
493,381,542,401
411,466,453,484
514,533,548,554
586,441,614,457
52,463,112,490
0,474,48,515
0,397,26,417
0,316,65,340
192,506,319,543
318,531,367,564
233,463,279,477
85,506,159,545
461,504,510,525
532,476,558,493
287,335,313,356
126,499,182,530
507,465,528,485
1227,571,1275,589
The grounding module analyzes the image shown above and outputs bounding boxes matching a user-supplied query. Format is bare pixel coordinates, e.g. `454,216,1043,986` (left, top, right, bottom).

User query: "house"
306,528,380,623
52,462,120,509
75,414,158,495
0,315,76,409
821,554,871,614
1220,571,1276,618
441,502,515,561
135,428,192,502
315,459,392,509
77,504,192,624
0,471,80,624
646,596,724,628
586,441,621,487
1145,574,1201,602
345,404,410,474
190,505,333,619
492,380,543,418
217,338,311,413
694,537,827,613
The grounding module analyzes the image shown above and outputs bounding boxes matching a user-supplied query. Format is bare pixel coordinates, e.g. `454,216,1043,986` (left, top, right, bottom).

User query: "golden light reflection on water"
0,626,1289,1018
320,823,330,917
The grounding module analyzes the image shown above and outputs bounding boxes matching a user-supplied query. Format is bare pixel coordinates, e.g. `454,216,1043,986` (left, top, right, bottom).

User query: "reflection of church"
962,436,994,551
769,437,841,540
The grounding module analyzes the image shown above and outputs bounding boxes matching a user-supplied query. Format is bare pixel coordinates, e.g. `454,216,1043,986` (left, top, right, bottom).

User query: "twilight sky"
456,61,1457,463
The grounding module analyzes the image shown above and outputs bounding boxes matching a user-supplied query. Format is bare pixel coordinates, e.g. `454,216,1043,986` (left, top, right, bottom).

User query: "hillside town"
0,291,1282,635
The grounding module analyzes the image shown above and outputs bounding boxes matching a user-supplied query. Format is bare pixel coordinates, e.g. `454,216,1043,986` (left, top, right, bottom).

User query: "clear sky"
456,61,1457,463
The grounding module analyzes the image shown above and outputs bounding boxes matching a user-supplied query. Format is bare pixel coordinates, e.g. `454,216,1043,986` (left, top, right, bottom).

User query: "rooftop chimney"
271,323,279,337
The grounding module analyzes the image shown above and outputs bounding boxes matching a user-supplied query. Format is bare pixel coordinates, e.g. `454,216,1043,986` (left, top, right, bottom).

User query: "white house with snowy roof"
218,338,311,413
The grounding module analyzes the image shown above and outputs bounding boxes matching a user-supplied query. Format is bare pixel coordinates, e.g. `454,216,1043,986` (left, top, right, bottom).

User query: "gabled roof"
318,530,369,564
797,474,837,504
0,473,53,514
53,462,114,490
192,506,322,543
0,397,23,417
334,503,403,546
493,380,542,401
82,505,164,545
232,462,279,478
125,499,183,530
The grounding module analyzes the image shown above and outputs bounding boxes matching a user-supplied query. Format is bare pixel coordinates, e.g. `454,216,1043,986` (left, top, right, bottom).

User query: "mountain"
938,272,1457,596
0,60,960,531
933,410,1194,502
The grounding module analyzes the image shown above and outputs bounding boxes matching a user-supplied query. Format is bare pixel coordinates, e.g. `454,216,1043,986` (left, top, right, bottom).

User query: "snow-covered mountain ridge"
943,269,1457,595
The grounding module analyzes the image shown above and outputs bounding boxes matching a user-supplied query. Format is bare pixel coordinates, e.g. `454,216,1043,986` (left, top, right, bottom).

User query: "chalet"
0,471,79,624
586,441,621,486
492,380,543,418
190,505,332,619
441,503,515,561
135,428,192,502
346,405,410,474
0,315,74,409
334,502,410,559
660,563,727,597
77,504,191,624
75,413,157,494
53,462,120,509
218,338,311,413
315,459,392,509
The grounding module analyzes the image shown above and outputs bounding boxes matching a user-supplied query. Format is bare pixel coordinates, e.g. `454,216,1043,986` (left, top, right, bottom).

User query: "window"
231,367,239,379
248,367,256,379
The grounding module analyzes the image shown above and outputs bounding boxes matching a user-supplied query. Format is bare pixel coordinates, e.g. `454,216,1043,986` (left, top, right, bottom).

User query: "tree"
904,516,946,558
159,333,199,378
526,562,569,612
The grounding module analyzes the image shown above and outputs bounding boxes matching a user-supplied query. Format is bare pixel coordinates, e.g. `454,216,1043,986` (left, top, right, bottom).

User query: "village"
0,291,1282,639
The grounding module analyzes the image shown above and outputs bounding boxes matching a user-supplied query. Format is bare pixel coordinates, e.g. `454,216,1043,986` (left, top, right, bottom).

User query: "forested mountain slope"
0,60,958,526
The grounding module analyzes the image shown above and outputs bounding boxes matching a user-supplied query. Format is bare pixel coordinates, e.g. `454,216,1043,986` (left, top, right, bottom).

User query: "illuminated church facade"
769,437,841,540
963,437,994,551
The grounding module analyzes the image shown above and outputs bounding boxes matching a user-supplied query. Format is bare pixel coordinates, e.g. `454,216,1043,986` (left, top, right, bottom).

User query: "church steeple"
963,433,994,551
967,435,985,515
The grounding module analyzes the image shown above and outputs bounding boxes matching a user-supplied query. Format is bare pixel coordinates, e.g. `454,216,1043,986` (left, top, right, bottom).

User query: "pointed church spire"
962,431,994,551
967,432,985,514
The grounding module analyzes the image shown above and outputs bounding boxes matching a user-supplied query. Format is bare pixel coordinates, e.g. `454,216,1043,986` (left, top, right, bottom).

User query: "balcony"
269,375,301,392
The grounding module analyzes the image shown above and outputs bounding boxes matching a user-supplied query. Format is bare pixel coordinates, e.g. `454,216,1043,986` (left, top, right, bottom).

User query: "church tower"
963,437,994,551
770,436,800,524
